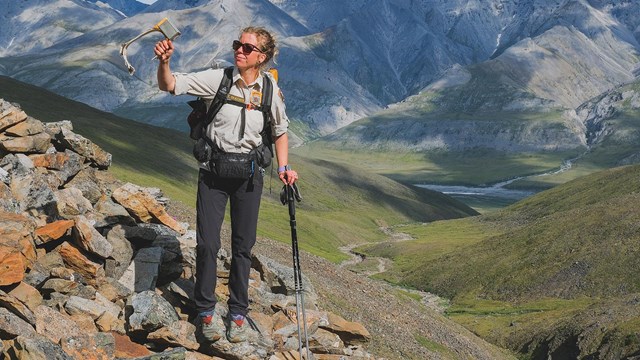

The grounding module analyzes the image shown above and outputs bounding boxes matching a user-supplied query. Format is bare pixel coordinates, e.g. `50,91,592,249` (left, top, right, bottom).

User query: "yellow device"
268,68,278,82
119,18,181,75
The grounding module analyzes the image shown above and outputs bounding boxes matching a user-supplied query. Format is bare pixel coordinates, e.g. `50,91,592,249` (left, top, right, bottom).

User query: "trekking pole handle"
287,184,296,219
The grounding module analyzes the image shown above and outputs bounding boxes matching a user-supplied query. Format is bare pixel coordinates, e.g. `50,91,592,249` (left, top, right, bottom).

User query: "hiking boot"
198,312,225,342
226,314,249,343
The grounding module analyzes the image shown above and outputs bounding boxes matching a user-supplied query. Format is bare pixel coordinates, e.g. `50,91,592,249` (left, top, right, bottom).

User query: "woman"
154,26,298,343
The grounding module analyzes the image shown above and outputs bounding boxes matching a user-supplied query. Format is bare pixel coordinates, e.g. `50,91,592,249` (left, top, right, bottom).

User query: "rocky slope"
0,98,375,359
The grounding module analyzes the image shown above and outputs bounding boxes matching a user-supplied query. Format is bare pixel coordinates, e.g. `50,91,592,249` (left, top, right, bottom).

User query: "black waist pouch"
193,138,212,163
255,143,272,169
187,99,207,140
211,151,255,179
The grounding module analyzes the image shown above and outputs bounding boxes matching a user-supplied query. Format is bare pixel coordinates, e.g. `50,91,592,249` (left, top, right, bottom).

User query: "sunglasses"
232,40,263,54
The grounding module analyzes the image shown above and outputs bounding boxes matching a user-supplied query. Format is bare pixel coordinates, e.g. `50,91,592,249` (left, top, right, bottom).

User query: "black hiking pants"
194,168,262,317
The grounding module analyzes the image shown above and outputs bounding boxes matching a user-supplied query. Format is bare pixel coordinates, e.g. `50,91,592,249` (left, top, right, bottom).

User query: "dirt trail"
338,221,449,313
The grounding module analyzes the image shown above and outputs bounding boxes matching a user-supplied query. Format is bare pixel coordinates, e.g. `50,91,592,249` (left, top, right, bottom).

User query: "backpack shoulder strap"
260,74,274,145
261,74,273,112
203,66,234,129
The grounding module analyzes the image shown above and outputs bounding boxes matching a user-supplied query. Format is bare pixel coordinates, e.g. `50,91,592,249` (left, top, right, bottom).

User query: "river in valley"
415,157,578,211
414,183,536,210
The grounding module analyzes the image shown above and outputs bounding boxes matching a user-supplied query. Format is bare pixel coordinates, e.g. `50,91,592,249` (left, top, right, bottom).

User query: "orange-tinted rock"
34,219,75,244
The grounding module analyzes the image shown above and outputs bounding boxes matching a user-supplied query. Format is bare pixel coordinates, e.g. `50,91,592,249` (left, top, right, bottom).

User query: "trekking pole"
281,183,310,359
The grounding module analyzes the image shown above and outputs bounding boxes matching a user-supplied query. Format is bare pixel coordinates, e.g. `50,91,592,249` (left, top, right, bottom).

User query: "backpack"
188,66,275,167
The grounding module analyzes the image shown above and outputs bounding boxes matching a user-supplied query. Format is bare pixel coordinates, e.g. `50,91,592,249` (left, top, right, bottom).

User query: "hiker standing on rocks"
154,26,298,343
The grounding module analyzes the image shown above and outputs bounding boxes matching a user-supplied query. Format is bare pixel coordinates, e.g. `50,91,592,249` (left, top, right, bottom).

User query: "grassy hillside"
357,165,640,358
411,165,640,300
0,75,476,263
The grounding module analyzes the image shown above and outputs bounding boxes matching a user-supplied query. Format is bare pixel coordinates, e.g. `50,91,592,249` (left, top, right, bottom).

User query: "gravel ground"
166,199,515,360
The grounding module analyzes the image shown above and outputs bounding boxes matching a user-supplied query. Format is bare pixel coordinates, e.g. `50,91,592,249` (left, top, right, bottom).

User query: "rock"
253,255,317,307
151,235,184,285
64,295,109,320
0,211,36,285
3,116,45,137
0,180,18,213
94,291,122,318
95,310,126,333
64,167,105,204
55,188,93,219
3,335,73,360
22,269,49,289
0,289,36,325
0,104,28,132
69,313,99,334
112,183,186,235
146,320,199,350
33,251,65,274
0,246,26,286
132,347,188,360
41,278,80,295
34,305,84,343
72,215,113,259
207,338,271,360
95,277,132,303
60,332,115,360
8,167,56,214
166,278,196,305
104,225,134,280
0,132,51,153
118,247,163,292
58,242,105,286
321,313,371,346
43,120,73,137
0,152,34,178
29,150,85,184
34,219,75,245
6,282,42,312
126,290,180,336
93,195,136,227
56,127,111,169
309,328,345,355
178,230,197,279
0,307,37,339
112,332,153,358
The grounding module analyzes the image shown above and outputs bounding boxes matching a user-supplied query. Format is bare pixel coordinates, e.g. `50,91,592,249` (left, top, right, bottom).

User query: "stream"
415,156,579,208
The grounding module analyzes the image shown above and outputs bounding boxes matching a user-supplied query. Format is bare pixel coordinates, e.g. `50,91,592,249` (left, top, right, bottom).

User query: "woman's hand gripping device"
119,18,181,75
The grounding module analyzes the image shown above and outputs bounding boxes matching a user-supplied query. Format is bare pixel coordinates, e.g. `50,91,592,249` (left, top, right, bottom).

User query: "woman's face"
234,32,266,71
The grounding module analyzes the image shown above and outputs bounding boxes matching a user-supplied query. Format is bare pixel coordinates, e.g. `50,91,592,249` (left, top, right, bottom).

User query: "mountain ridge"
2,0,637,144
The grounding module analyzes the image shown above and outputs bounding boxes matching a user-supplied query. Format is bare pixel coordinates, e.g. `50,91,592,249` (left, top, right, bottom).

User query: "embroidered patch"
250,90,262,106
227,94,245,103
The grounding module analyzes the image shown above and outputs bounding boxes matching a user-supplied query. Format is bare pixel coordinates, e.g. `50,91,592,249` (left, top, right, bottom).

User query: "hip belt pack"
119,18,181,75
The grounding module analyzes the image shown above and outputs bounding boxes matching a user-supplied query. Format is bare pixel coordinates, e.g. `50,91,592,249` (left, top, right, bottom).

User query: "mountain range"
1,0,638,152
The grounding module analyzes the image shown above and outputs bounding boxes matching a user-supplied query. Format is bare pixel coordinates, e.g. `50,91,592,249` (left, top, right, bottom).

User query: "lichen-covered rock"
126,290,180,336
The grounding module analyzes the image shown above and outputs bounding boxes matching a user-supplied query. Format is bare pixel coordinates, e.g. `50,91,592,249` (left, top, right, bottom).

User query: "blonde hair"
240,26,278,70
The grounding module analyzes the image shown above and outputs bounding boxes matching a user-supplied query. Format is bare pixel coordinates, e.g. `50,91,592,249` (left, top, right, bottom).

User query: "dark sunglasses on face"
232,40,263,54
